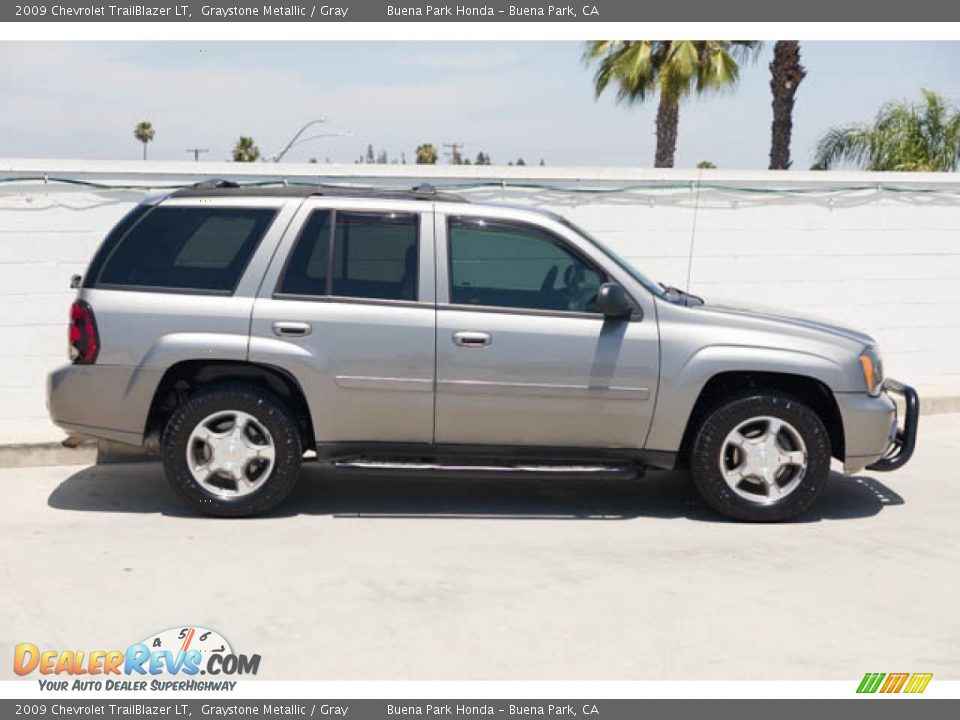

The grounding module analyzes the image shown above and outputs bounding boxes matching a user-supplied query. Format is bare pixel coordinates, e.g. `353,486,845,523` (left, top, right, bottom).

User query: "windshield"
557,216,668,299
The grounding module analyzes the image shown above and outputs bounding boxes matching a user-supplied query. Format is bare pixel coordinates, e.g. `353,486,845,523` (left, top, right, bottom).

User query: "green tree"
232,136,260,163
697,160,717,169
133,121,155,161
769,41,807,170
515,157,526,166
584,40,759,168
416,143,438,164
812,89,960,171
475,151,491,165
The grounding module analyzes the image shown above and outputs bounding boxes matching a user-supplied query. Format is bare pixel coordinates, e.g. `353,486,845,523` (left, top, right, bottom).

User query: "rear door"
249,199,436,445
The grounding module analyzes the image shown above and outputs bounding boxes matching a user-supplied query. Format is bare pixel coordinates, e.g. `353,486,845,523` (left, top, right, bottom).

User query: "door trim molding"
437,379,649,401
335,375,434,393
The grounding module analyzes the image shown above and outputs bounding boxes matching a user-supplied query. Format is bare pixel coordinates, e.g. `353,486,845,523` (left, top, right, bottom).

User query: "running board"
331,460,640,480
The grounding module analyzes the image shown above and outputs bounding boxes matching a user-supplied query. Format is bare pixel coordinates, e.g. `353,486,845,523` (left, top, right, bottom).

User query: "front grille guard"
866,379,919,472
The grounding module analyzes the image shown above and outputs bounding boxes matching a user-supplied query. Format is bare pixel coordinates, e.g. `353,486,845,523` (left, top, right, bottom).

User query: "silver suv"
47,183,918,521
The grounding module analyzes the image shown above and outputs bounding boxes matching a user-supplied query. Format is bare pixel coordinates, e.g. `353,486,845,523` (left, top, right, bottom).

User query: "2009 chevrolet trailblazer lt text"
47,183,918,521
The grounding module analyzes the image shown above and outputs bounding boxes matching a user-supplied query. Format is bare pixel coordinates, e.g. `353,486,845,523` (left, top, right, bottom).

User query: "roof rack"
190,178,241,189
171,180,468,203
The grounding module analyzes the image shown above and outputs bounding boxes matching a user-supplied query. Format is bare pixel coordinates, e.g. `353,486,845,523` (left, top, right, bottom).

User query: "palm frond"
813,90,960,171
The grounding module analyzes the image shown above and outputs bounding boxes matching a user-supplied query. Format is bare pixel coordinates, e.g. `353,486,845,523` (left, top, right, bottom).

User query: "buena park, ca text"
387,5,600,17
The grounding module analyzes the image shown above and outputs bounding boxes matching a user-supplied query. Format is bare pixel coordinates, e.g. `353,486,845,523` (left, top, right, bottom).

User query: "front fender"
645,343,849,452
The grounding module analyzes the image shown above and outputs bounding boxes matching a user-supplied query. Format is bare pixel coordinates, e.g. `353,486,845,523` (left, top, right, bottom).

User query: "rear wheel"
161,384,302,517
689,392,831,521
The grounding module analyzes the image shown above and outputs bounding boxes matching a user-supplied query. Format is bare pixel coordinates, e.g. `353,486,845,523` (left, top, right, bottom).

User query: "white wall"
2,159,959,444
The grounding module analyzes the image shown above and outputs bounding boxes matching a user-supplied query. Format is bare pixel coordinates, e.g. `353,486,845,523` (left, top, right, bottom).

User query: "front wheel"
689,392,831,522
161,384,303,517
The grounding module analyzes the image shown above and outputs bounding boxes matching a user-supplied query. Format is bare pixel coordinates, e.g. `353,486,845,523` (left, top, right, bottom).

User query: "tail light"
69,300,99,364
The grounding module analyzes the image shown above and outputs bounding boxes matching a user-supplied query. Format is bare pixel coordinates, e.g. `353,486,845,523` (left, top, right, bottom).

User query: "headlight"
859,347,884,397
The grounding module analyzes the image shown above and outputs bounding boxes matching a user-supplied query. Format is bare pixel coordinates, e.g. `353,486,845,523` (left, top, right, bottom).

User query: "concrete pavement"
1,414,959,681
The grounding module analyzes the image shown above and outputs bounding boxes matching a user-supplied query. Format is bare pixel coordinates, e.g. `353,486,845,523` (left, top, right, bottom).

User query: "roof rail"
191,178,241,189
170,181,468,203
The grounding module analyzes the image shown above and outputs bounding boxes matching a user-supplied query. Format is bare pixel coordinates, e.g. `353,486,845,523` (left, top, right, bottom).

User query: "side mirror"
596,282,634,319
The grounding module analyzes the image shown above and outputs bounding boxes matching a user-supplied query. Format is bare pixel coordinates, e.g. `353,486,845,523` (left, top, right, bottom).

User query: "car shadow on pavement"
48,461,904,522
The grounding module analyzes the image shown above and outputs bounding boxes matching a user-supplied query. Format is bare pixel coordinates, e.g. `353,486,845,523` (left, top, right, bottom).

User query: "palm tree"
415,143,438,164
813,89,960,171
769,41,807,170
232,136,260,163
133,121,155,161
584,40,759,168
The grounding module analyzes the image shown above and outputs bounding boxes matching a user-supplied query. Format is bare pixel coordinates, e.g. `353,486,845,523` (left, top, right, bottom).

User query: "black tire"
160,383,302,517
689,392,830,522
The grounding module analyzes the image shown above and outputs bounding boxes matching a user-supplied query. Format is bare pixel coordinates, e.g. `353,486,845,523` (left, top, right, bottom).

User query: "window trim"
273,208,422,303
444,215,616,318
271,293,431,309
91,205,278,296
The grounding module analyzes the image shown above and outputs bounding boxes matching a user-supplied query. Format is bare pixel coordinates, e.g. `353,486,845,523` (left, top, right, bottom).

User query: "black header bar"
0,699,958,720
4,1,959,22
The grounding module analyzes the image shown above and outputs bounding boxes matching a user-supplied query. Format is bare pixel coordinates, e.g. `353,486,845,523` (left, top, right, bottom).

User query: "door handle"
273,321,312,338
453,331,491,348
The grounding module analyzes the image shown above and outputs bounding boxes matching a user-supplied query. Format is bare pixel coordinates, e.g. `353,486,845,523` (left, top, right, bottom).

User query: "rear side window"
95,206,277,293
279,210,419,301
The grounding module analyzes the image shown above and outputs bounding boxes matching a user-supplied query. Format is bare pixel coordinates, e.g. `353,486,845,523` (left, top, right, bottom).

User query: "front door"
434,213,659,449
249,200,436,445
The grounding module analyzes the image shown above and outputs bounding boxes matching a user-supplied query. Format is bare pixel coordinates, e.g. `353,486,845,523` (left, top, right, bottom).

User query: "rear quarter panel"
63,197,300,440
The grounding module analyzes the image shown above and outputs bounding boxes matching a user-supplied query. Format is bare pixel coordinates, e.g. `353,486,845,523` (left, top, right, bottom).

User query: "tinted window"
276,211,332,296
448,218,603,313
97,206,276,292
83,203,153,289
279,211,419,301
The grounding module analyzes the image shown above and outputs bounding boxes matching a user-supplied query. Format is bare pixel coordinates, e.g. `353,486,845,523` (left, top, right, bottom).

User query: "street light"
271,118,330,162
265,131,352,162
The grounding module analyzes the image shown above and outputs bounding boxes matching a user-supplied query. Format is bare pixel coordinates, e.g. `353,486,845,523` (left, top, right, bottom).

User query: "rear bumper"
46,363,160,446
837,379,918,474
865,379,919,472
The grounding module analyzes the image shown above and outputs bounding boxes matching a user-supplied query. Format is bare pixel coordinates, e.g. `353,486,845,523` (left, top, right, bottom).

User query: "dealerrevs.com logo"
14,626,260,692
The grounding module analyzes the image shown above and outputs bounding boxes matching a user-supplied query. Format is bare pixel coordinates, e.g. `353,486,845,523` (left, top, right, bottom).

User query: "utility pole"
443,142,464,165
186,148,209,162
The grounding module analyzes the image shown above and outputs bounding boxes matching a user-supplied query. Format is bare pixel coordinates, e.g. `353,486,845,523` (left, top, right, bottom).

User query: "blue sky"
0,41,957,169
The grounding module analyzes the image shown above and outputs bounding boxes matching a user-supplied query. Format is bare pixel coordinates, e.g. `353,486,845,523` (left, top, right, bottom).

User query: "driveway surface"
2,414,958,681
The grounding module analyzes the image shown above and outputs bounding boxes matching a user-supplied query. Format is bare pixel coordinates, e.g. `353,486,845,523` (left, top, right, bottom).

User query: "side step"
331,460,640,481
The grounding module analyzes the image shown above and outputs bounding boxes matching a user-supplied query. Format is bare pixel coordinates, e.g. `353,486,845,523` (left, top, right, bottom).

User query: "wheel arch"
675,370,845,468
144,360,315,451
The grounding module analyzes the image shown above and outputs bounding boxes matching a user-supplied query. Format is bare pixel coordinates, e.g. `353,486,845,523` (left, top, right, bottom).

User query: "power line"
443,142,464,165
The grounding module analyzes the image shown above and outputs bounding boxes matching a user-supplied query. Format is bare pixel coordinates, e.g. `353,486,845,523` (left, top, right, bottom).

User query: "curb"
0,440,154,469
0,441,97,468
3,397,959,469
918,394,960,416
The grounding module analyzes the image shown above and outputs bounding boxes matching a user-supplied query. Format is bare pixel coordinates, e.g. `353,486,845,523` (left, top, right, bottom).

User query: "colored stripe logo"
857,672,932,694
